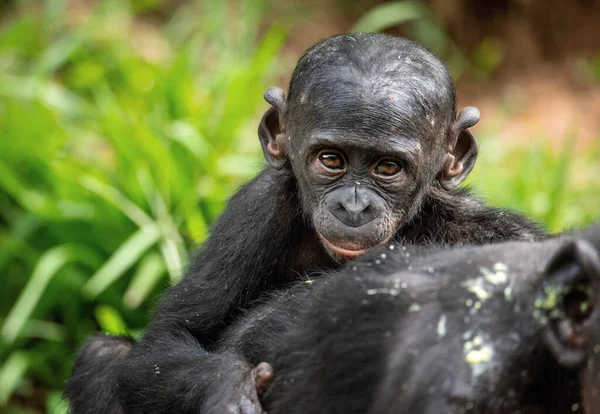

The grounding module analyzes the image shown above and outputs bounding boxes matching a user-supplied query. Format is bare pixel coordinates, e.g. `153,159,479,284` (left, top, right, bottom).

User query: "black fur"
65,33,547,413
65,334,133,414
218,224,600,413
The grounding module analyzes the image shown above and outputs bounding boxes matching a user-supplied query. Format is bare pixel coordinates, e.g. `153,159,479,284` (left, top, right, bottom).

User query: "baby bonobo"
66,33,545,413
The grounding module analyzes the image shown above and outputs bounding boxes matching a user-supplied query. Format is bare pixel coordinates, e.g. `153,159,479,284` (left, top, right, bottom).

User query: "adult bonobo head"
259,224,600,414
367,226,600,413
258,33,480,259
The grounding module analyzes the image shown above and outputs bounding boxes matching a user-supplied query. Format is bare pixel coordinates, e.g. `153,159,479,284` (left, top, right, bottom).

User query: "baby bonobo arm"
111,170,313,413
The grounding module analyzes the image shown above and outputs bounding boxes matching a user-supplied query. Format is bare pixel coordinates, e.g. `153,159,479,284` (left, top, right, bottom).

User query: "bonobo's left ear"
541,240,600,369
439,107,480,190
258,87,288,170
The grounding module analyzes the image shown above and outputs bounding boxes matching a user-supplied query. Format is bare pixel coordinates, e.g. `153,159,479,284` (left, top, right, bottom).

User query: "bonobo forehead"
286,33,457,147
289,84,441,152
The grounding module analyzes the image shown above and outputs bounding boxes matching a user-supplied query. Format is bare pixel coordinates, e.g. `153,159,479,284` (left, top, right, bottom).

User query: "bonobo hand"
205,362,273,414
254,362,274,395
236,362,273,414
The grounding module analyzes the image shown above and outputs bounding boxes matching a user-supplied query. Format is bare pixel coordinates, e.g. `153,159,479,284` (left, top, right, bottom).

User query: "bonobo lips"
319,236,390,260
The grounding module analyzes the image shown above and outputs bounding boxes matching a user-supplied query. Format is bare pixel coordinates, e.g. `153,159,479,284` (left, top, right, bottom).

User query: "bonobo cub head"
370,227,600,413
258,33,480,259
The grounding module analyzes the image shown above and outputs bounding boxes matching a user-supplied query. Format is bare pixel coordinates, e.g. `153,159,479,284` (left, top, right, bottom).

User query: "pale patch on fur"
480,264,508,285
367,288,399,296
462,278,491,302
437,314,447,338
462,263,510,305
408,303,421,312
463,331,495,380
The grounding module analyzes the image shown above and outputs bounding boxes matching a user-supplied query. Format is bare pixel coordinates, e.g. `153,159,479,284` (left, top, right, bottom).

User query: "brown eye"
374,160,402,177
318,152,345,170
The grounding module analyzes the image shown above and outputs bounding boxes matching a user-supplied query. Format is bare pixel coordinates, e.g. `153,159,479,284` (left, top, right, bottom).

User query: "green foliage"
470,37,506,80
576,54,600,85
0,0,284,410
466,134,600,233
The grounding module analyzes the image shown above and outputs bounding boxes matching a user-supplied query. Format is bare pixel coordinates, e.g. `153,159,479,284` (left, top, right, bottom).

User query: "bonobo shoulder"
453,188,547,242
231,167,295,201
398,187,548,244
207,167,296,233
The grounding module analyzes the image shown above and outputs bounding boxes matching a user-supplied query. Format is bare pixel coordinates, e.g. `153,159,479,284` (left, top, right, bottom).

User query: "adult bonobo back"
216,224,600,413
66,34,546,414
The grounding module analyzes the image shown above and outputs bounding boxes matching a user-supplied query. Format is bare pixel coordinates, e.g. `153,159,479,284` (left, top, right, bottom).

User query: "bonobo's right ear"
258,87,288,170
541,240,600,368
439,107,480,190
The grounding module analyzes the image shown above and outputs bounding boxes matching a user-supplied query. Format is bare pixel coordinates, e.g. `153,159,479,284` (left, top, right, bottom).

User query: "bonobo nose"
330,187,383,227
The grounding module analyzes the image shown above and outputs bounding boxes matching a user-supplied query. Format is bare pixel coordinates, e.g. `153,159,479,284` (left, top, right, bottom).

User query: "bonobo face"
367,227,600,413
284,89,441,260
258,34,482,260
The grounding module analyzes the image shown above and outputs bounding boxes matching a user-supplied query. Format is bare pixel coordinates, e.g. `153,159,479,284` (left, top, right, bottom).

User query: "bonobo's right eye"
317,151,346,171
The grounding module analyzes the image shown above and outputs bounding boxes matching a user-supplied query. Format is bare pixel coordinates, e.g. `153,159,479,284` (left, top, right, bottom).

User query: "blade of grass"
0,351,30,405
46,390,70,414
94,305,128,335
1,245,101,344
0,214,41,272
543,133,575,230
79,175,153,228
82,223,161,299
124,252,165,309
20,320,66,342
0,161,48,215
136,168,187,281
351,1,424,33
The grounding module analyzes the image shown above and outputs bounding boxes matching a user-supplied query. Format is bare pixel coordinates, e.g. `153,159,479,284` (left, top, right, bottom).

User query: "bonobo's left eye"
373,159,402,177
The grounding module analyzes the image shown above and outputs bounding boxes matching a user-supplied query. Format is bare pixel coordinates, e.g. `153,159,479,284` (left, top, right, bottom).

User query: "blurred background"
0,0,598,412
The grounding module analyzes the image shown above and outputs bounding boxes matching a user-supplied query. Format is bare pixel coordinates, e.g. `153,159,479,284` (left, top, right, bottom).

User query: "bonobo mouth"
319,236,391,260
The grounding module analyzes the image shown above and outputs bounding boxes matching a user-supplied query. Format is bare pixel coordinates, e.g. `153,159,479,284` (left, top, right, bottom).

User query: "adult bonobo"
65,33,545,413
218,224,600,413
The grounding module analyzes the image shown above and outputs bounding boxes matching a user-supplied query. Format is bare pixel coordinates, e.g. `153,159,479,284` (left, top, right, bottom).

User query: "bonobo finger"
253,362,274,393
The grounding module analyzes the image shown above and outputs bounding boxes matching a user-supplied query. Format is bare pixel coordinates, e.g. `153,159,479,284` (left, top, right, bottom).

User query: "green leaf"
543,133,575,229
0,351,30,405
136,169,187,281
33,34,83,78
94,305,128,335
20,320,66,342
79,176,153,228
124,252,165,308
1,245,101,344
0,214,41,272
167,120,212,159
351,1,425,33
82,224,161,298
46,391,70,414
0,17,40,54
